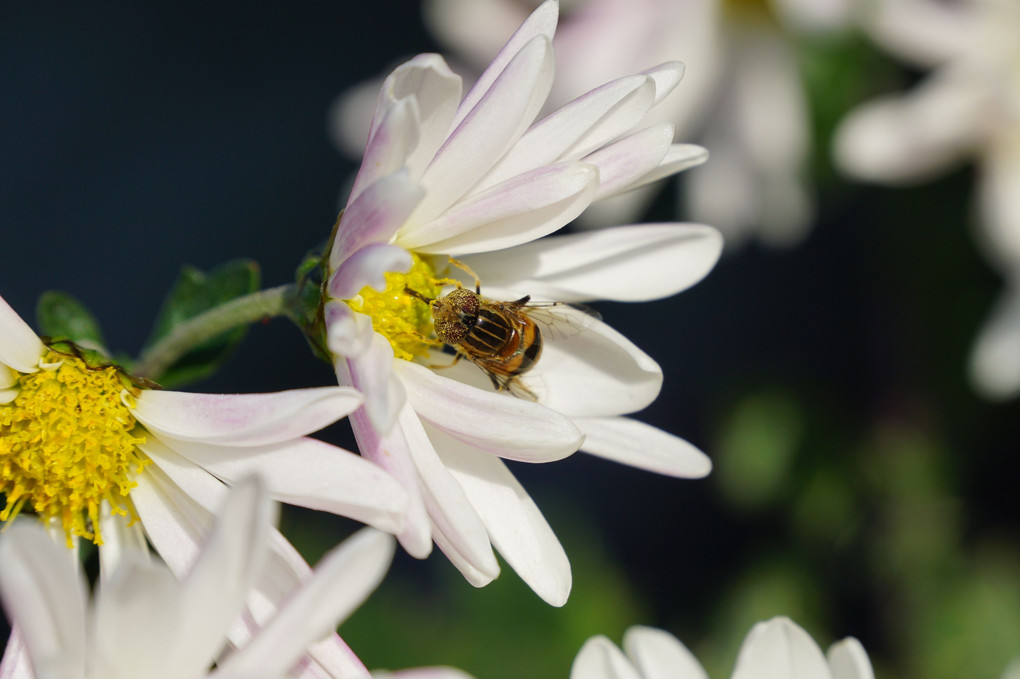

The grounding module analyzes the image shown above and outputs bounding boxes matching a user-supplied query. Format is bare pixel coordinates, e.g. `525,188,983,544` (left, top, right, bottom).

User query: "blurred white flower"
571,618,875,679
334,0,856,247
0,293,407,678
833,0,1020,399
0,476,397,679
325,0,720,606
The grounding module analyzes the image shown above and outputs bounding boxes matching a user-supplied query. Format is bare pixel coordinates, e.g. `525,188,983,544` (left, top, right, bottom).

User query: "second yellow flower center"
0,350,149,545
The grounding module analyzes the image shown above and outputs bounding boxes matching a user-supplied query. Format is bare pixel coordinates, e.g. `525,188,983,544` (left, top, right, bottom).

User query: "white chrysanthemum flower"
324,0,721,606
571,618,875,679
832,0,1020,399
335,0,855,247
0,476,397,679
0,293,407,678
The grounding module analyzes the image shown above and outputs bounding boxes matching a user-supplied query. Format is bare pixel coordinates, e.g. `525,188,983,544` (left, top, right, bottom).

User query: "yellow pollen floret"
346,253,446,361
0,349,149,546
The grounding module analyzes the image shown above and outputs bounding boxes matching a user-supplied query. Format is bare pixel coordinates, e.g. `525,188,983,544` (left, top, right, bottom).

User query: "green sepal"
291,213,341,364
143,259,261,387
36,291,108,352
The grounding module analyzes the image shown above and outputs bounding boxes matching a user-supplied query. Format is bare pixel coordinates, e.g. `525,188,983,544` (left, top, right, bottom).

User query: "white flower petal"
371,669,477,679
218,529,395,678
325,303,377,359
161,435,408,534
465,223,722,303
348,96,422,204
431,426,571,606
134,386,362,447
97,506,151,584
0,628,35,679
586,124,675,200
577,417,712,479
623,626,708,679
338,335,407,435
529,315,662,417
0,365,17,390
641,61,685,105
570,635,641,679
0,524,88,679
968,287,1020,401
861,0,977,67
412,35,555,228
403,162,598,255
430,520,499,589
395,404,499,578
977,131,1020,268
827,638,875,679
732,617,833,679
450,0,558,130
330,170,425,269
617,143,708,196
329,242,414,301
395,360,583,462
0,295,44,374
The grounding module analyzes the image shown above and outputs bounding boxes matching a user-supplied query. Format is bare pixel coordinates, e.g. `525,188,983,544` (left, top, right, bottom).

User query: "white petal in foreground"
576,417,712,479
338,334,408,435
0,295,44,374
133,386,363,448
329,242,413,301
731,617,833,679
623,626,708,679
570,635,643,679
968,287,1020,401
331,170,425,270
464,223,723,303
827,638,875,679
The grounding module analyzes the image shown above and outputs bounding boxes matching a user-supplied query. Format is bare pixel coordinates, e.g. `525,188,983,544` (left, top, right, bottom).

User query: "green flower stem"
132,284,296,381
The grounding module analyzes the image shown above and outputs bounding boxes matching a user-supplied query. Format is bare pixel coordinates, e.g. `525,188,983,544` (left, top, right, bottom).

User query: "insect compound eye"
448,288,479,315
433,316,468,344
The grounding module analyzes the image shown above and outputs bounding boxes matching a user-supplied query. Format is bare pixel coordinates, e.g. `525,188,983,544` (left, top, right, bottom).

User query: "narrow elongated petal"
641,61,685,105
396,404,499,578
329,243,413,301
431,426,571,606
969,287,1020,400
412,36,555,228
827,638,875,679
401,162,598,254
134,386,362,447
97,504,152,584
0,295,43,374
217,530,395,678
528,315,662,417
623,626,708,679
624,143,709,192
349,97,422,204
731,617,833,679
0,628,34,679
576,417,712,479
395,360,583,462
430,521,499,589
978,132,1020,267
330,170,425,269
584,124,675,200
0,524,88,679
325,303,376,359
464,223,722,302
570,635,642,679
339,335,407,435
160,436,408,534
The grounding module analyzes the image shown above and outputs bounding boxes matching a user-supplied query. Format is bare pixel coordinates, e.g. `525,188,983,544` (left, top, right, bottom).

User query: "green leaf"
36,291,107,350
143,259,260,387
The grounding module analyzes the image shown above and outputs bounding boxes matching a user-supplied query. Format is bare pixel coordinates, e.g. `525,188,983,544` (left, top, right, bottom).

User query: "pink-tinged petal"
526,315,662,417
641,61,685,105
477,75,655,191
732,617,832,679
622,144,708,193
624,626,708,679
576,417,711,479
0,524,88,677
570,636,642,679
411,36,555,229
0,295,43,374
585,124,674,200
833,65,991,185
430,425,571,606
134,386,361,447
329,243,412,300
217,529,395,678
401,162,598,255
465,223,722,303
827,638,875,679
394,360,583,462
978,133,1020,268
395,404,499,578
348,97,422,204
338,335,406,435
330,170,424,269
158,435,408,535
0,628,34,679
340,366,433,559
451,0,558,129
325,302,376,359
968,287,1020,401
430,522,499,589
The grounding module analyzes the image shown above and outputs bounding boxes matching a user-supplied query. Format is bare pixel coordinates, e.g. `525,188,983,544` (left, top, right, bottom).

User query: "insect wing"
520,301,600,342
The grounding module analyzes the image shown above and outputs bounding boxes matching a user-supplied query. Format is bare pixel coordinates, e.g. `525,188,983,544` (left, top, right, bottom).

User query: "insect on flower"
405,261,597,400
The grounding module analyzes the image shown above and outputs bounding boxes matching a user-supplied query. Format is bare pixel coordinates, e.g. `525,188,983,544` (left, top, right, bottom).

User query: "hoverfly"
405,265,595,400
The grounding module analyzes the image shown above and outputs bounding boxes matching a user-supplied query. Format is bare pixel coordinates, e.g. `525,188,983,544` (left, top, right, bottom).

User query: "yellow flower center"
0,349,149,546
345,253,447,361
